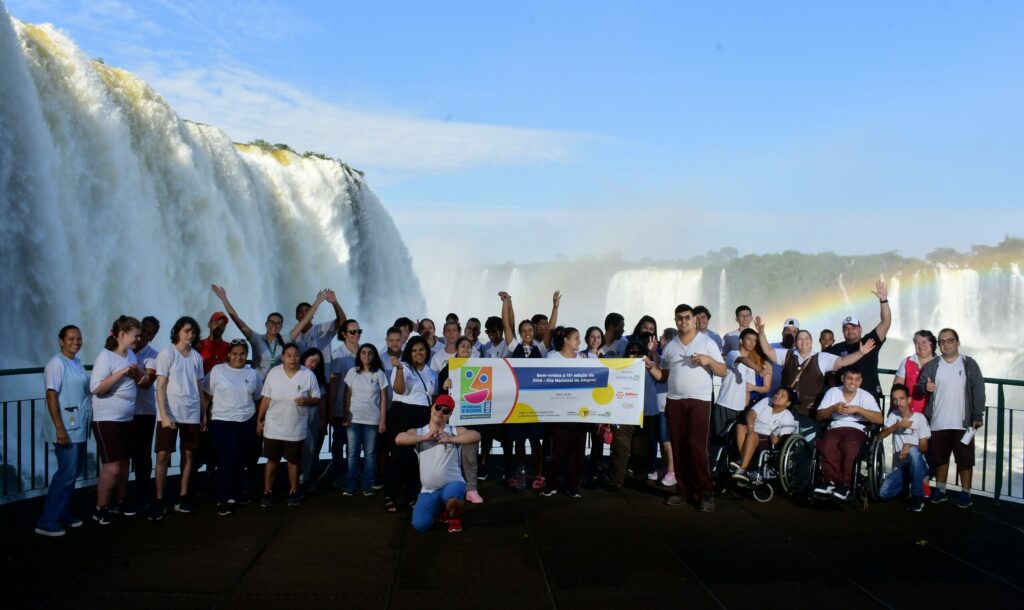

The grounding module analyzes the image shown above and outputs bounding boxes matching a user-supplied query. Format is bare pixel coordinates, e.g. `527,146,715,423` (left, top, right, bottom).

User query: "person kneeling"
878,384,931,512
732,388,797,484
396,395,481,534
813,370,883,501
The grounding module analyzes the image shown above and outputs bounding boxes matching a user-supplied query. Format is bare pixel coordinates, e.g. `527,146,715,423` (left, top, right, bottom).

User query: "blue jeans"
412,480,466,533
346,423,378,492
880,446,928,500
38,442,86,528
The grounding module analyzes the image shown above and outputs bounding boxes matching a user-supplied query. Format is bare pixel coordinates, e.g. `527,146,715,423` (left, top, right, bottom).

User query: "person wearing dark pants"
383,337,437,512
130,316,160,515
607,424,636,489
648,304,726,511
543,423,588,496
813,369,883,501
206,340,263,515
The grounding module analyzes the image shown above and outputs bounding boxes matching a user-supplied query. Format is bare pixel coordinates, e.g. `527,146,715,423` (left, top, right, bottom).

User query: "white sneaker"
647,471,659,481
466,490,484,504
660,472,677,487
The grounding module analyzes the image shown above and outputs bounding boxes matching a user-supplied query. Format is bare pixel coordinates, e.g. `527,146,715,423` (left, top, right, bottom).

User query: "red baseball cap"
433,394,456,411
209,311,228,325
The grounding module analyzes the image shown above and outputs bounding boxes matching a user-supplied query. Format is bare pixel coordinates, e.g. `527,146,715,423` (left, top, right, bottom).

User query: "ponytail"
105,315,141,351
552,326,579,352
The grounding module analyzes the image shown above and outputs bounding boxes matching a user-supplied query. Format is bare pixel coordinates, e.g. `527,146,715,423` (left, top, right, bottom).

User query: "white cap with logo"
841,315,861,327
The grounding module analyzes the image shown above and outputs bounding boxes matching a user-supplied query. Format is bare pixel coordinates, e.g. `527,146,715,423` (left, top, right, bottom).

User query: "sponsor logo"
459,366,493,419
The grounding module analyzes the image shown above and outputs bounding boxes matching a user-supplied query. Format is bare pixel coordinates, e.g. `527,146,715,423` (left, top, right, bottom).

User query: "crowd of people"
34,281,986,537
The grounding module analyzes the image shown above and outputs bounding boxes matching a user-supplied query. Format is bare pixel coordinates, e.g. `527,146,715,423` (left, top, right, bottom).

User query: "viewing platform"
2,464,1024,610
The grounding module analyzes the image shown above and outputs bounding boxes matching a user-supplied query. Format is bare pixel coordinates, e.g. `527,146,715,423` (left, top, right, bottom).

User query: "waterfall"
605,269,703,334
0,12,423,366
888,273,902,340
717,268,729,326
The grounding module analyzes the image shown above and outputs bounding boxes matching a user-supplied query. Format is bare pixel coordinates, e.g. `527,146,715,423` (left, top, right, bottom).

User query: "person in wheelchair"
878,384,931,511
813,369,883,500
732,388,797,483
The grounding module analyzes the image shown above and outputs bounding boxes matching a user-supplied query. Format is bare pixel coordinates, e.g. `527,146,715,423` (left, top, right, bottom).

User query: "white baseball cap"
841,315,861,327
784,318,800,328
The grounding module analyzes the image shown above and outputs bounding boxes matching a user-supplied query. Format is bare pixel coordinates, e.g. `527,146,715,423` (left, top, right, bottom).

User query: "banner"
448,358,645,426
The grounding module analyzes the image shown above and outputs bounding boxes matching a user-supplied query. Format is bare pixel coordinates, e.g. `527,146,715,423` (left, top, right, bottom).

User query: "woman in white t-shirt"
35,325,93,536
299,347,329,489
207,339,263,515
439,337,484,503
342,343,389,495
580,326,604,358
89,316,142,525
541,327,589,497
383,336,438,512
257,343,321,508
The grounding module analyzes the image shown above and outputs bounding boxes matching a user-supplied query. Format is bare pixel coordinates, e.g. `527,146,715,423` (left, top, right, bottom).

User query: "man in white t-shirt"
429,321,461,372
732,388,798,483
396,395,480,534
917,327,985,509
693,305,724,356
878,384,931,511
648,304,726,512
813,369,883,501
325,319,361,485
480,316,508,358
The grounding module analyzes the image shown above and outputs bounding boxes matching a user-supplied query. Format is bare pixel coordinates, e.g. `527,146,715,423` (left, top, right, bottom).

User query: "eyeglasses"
345,329,363,335
433,405,452,415
266,320,282,327
229,339,248,346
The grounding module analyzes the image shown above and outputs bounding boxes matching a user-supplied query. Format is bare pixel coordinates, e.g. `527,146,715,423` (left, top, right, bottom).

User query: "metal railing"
2,365,1023,503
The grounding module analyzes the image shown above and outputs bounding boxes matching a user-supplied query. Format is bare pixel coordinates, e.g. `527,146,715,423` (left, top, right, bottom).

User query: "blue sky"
8,0,1023,267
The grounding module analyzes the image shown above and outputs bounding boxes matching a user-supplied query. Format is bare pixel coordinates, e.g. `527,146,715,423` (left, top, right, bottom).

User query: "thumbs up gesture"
926,377,936,393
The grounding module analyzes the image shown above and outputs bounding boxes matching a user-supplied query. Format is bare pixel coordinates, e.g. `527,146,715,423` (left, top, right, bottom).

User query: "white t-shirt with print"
884,411,931,463
261,365,320,441
930,356,967,431
416,424,465,493
819,387,881,432
430,348,458,373
344,368,389,425
660,333,725,401
155,346,205,424
482,340,509,358
391,363,438,407
750,398,798,436
716,351,755,411
90,349,139,422
773,348,839,375
208,364,263,422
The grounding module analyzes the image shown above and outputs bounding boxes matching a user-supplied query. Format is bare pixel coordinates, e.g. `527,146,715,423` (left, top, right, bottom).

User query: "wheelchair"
710,418,797,504
777,421,886,511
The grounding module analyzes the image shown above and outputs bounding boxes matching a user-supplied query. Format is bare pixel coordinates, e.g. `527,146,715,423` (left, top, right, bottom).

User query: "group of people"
34,281,986,537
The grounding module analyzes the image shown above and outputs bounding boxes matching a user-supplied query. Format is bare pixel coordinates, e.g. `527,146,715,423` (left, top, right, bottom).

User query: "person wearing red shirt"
199,312,230,374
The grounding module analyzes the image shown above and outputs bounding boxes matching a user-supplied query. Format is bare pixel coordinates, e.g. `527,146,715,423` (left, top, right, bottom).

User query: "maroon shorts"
927,428,975,469
154,422,201,453
263,438,302,463
92,420,134,464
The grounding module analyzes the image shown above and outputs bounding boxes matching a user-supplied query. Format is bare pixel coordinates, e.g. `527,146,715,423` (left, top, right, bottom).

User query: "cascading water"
0,11,424,367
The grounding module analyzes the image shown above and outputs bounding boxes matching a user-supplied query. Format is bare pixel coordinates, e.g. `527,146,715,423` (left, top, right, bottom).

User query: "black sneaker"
371,482,385,491
666,494,686,506
477,471,490,481
539,487,558,497
217,503,234,517
173,500,193,514
92,507,113,526
259,492,274,508
230,498,252,507
699,493,716,512
813,481,836,496
567,489,583,499
106,504,121,516
908,496,925,512
120,502,138,517
831,485,850,501
287,491,301,507
148,502,168,522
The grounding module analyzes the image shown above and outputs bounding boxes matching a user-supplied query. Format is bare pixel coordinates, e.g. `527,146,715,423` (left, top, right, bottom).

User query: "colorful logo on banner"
459,366,493,419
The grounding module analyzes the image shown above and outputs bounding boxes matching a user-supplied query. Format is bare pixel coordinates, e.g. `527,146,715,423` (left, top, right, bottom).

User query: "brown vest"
781,351,826,416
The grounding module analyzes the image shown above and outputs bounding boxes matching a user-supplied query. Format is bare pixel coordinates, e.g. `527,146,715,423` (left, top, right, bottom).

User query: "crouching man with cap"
396,395,481,533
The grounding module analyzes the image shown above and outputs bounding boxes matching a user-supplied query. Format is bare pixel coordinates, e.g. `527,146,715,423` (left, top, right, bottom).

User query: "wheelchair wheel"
752,482,775,503
779,435,812,495
866,436,886,502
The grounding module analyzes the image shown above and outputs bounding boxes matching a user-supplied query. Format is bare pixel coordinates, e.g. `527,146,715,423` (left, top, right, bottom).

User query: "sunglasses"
433,405,452,415
229,338,248,346
345,329,363,335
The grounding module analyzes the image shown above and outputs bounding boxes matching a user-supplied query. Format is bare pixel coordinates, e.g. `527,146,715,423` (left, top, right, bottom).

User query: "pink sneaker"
532,475,545,490
466,490,484,504
660,472,677,487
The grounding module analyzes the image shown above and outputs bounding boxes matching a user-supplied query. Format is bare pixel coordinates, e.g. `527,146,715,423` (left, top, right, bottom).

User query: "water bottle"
515,464,528,490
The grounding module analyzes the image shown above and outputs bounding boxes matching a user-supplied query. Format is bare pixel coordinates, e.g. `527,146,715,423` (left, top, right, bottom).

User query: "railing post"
994,383,1005,502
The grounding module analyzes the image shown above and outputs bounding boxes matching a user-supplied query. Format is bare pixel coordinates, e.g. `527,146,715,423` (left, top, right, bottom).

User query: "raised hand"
211,284,227,301
754,315,766,334
553,290,561,307
872,280,888,302
859,338,877,355
390,354,401,368
498,291,510,301
323,289,338,304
